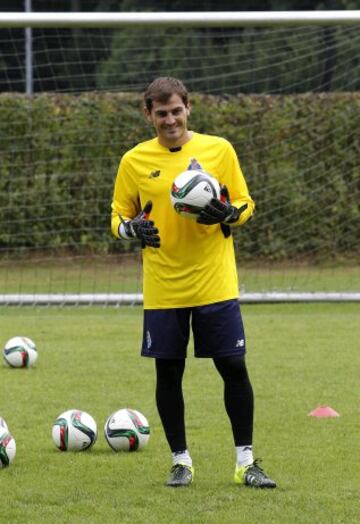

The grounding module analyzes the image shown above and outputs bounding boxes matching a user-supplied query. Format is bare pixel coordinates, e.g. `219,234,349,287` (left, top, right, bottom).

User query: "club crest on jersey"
188,158,203,170
148,170,160,179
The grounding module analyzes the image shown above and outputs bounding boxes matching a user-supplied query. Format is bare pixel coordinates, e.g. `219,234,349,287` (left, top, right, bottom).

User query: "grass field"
0,304,359,523
0,257,359,294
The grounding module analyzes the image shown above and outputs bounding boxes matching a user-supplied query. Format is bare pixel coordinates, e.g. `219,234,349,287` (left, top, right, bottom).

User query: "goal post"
0,10,359,305
1,10,360,27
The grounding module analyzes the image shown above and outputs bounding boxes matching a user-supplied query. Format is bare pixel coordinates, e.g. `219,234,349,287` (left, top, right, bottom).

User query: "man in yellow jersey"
111,77,276,489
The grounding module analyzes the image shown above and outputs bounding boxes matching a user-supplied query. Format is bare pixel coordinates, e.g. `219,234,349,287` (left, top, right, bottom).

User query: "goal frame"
0,10,359,28
0,10,359,304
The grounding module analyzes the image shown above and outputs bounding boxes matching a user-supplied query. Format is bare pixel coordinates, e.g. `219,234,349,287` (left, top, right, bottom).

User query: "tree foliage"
96,24,359,94
0,92,358,260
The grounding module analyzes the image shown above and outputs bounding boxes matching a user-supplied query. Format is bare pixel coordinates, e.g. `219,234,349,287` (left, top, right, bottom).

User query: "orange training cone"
308,406,340,417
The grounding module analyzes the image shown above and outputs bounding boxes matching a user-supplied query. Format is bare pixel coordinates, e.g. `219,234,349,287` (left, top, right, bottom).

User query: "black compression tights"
155,355,254,452
155,358,186,452
213,355,254,446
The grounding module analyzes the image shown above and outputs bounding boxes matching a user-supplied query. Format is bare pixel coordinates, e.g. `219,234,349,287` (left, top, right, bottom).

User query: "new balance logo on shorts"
236,339,245,348
146,330,152,349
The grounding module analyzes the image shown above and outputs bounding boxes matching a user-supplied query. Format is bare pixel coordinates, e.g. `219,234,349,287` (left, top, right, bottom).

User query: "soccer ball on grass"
52,409,97,451
0,427,16,468
3,336,38,368
170,169,220,220
104,408,150,451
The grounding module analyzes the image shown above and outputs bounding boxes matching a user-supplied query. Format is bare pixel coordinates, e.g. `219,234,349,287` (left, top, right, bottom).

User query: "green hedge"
0,92,358,260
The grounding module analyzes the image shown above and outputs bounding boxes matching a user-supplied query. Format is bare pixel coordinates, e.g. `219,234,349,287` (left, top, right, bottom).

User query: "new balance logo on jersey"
236,339,245,348
149,170,160,179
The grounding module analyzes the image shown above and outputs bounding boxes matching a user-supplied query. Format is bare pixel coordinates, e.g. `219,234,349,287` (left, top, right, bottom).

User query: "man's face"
145,93,191,148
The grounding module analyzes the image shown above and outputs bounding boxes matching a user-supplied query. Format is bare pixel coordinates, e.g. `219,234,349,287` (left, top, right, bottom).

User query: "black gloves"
197,186,248,225
120,201,160,248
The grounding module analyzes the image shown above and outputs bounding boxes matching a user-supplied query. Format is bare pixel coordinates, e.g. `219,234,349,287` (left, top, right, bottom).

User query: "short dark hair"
144,77,189,111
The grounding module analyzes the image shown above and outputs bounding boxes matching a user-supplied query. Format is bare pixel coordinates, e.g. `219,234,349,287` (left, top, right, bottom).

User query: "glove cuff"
223,206,240,224
119,221,135,239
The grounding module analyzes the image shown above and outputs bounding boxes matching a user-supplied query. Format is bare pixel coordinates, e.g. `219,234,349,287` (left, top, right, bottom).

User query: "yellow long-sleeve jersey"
111,132,255,309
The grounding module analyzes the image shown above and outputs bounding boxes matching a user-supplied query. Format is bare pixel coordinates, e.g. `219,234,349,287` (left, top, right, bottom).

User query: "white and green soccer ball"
3,336,38,368
0,427,16,468
104,408,150,452
52,409,98,452
170,169,221,220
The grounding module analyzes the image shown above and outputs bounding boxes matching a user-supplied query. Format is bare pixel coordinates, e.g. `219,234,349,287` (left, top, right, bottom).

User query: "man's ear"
186,103,191,116
143,106,152,122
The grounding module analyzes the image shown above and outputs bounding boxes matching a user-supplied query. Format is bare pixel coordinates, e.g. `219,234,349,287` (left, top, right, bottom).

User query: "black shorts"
141,299,246,359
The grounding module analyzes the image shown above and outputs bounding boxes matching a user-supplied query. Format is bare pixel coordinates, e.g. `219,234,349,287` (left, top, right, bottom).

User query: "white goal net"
0,11,359,304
